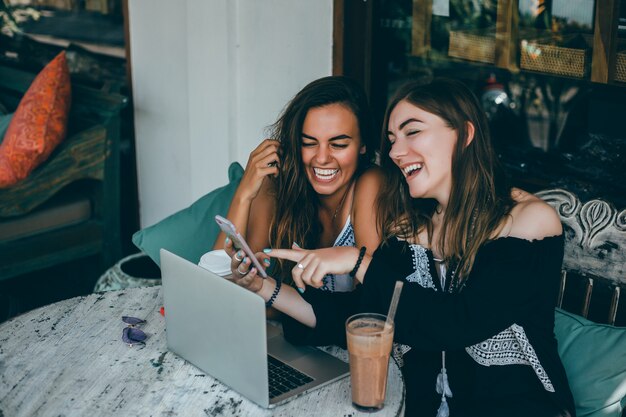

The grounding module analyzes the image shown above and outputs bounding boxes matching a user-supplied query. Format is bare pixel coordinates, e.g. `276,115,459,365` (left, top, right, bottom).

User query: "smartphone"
215,215,267,278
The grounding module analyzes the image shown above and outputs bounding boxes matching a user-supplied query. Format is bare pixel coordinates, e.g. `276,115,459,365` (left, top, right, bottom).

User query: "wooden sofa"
0,63,127,280
537,189,626,326
537,189,626,417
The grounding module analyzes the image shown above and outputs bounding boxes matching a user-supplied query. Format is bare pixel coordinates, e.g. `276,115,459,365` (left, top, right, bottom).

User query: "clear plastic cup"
345,313,394,412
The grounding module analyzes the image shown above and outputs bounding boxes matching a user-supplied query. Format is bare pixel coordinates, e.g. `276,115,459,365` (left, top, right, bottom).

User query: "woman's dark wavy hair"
377,78,513,281
268,76,376,281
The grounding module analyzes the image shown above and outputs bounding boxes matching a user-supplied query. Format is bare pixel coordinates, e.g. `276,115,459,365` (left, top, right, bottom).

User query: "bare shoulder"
353,166,384,214
354,166,385,194
507,188,562,240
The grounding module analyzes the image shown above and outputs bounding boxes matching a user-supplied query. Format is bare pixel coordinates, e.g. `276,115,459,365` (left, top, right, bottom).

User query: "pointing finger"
264,248,305,263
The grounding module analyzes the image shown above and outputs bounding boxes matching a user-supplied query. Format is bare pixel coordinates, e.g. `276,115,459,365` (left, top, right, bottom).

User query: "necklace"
332,181,353,221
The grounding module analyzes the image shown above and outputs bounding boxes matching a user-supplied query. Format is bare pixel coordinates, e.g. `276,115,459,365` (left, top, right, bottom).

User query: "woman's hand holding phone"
223,233,267,293
215,215,267,278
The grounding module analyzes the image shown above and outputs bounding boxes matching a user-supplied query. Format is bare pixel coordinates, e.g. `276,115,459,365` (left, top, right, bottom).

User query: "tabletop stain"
228,398,242,414
204,401,225,417
33,317,50,323
205,397,243,416
151,351,168,375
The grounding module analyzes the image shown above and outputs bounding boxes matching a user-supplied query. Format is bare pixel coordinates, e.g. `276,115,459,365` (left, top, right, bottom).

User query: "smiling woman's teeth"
314,168,339,180
403,163,423,176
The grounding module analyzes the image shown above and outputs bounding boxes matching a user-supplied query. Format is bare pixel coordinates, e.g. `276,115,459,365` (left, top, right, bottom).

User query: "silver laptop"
160,249,350,408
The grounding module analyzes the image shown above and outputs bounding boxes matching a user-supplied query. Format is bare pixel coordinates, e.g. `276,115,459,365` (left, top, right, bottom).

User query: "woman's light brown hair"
377,78,513,283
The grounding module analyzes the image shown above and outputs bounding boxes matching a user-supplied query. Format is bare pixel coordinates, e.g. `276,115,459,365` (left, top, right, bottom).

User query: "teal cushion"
0,113,13,144
555,308,626,417
132,162,244,266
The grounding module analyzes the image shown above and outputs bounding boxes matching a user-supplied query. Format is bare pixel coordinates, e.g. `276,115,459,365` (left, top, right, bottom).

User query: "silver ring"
236,264,248,275
234,251,244,262
297,263,305,270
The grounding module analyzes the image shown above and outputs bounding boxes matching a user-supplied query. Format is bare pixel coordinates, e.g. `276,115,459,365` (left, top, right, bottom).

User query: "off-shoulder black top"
283,235,576,417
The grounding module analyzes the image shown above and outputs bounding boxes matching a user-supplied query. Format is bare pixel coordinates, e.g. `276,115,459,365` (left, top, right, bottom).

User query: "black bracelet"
266,279,282,308
349,246,367,278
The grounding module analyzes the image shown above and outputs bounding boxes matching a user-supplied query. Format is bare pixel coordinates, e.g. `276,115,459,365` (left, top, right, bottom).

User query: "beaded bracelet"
349,246,367,278
266,279,282,308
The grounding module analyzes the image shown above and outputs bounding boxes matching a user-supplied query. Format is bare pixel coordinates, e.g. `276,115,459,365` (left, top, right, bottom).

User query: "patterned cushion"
0,51,71,188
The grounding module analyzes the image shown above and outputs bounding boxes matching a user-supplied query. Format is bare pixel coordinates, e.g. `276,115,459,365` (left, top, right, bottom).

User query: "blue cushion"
132,162,244,266
554,308,626,417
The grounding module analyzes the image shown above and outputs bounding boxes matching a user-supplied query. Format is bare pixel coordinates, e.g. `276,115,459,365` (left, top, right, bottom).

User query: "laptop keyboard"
267,355,314,399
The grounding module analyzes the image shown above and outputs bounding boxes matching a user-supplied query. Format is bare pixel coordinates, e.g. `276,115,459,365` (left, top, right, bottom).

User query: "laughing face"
300,103,365,198
387,99,458,205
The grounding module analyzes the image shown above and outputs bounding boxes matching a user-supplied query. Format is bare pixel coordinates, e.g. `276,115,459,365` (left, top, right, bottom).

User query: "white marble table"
0,286,405,417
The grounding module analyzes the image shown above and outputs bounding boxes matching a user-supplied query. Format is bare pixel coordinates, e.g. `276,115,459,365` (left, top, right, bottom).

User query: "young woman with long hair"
215,76,383,292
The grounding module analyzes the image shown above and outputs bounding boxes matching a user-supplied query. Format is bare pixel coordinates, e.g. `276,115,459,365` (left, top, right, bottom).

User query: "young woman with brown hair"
214,76,383,291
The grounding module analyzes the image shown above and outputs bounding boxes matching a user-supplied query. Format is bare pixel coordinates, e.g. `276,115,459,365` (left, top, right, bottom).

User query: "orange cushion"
0,51,71,188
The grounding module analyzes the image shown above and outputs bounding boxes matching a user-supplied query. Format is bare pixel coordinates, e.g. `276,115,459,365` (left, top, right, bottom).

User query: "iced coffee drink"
346,313,394,412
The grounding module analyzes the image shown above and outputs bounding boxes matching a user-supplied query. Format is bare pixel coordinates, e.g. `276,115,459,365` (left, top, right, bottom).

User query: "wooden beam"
591,0,620,83
495,0,519,71
332,0,345,76
332,0,373,94
581,278,594,318
411,0,432,56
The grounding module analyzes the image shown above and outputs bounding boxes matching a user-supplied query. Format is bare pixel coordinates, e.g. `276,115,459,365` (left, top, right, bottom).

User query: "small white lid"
198,249,232,277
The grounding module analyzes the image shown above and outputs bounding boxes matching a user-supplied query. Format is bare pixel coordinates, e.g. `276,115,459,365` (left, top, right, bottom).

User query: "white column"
128,0,333,228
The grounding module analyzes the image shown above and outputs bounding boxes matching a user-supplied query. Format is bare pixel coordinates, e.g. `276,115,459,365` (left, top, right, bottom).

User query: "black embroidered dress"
282,235,576,417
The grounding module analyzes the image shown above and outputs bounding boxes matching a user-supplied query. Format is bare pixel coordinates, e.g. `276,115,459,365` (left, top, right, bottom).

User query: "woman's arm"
352,166,384,255
225,241,361,349
213,139,279,251
267,246,372,292
255,276,317,327
223,237,317,327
